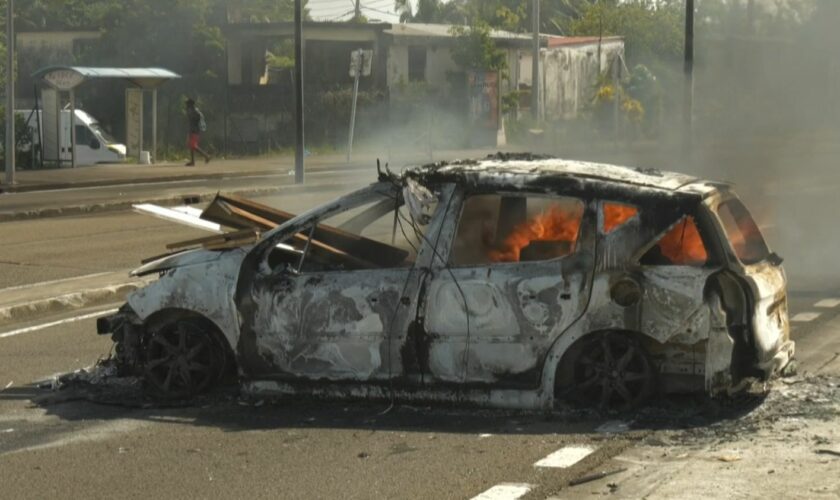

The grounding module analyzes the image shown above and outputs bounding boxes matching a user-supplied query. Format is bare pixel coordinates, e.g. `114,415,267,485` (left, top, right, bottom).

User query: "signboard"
42,69,85,91
349,49,373,78
125,88,144,158
41,88,60,164
467,71,499,129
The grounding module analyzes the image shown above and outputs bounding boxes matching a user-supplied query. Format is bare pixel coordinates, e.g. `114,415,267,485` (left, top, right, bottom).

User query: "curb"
0,280,146,328
0,169,282,194
0,180,355,223
0,160,379,194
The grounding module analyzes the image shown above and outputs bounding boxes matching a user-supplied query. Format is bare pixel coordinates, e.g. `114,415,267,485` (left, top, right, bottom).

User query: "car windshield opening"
89,122,117,144
269,191,438,273
716,198,771,265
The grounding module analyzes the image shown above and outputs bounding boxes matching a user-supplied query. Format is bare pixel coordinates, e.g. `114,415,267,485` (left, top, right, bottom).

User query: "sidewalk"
0,271,150,328
0,149,494,194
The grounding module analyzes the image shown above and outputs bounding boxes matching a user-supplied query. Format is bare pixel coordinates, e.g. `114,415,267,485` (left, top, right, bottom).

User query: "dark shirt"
187,107,202,134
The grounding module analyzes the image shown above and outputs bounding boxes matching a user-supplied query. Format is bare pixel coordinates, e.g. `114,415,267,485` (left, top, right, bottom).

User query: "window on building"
450,194,585,266
639,216,709,266
408,46,427,82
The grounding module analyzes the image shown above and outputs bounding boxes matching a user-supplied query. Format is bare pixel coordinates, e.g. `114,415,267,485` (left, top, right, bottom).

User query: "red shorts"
187,133,200,150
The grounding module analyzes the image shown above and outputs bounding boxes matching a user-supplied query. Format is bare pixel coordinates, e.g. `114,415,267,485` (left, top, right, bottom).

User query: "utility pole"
294,0,304,184
683,0,695,154
531,0,540,120
5,0,15,186
354,0,361,20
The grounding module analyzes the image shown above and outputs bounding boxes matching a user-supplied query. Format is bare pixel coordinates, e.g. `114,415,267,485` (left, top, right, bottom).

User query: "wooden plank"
166,228,259,250
225,204,279,230
200,194,409,267
216,193,408,266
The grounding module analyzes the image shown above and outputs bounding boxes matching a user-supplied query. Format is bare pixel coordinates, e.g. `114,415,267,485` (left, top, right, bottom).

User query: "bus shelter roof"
32,66,181,90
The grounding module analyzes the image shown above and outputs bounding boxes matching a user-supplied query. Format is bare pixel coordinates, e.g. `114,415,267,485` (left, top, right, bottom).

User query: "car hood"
131,249,226,277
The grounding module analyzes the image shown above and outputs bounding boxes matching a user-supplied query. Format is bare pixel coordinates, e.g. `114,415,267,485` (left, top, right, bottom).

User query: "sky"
307,0,403,22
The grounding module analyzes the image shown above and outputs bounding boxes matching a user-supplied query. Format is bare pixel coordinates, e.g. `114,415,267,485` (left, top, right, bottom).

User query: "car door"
234,182,445,382
419,190,596,388
633,211,718,346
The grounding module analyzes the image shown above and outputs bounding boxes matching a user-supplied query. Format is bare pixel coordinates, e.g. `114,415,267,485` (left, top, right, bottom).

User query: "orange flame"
603,202,638,233
657,217,708,265
488,204,583,262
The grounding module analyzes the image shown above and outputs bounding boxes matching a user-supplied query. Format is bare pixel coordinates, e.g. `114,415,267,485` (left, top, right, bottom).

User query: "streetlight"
531,0,540,120
294,0,304,184
683,0,695,154
4,0,15,185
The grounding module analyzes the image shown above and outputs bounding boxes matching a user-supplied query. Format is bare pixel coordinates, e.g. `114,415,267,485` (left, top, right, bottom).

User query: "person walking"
185,98,210,166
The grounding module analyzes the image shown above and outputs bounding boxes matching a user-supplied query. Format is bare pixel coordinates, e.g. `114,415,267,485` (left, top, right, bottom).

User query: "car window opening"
640,216,708,266
269,192,437,273
602,202,639,233
716,199,771,265
451,194,584,265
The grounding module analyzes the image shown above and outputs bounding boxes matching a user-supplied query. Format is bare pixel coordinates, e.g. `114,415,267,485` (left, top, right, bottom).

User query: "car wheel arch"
540,328,660,406
142,308,238,373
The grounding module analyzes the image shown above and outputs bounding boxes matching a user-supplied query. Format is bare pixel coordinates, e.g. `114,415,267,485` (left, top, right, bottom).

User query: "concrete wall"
520,40,624,121
387,45,409,89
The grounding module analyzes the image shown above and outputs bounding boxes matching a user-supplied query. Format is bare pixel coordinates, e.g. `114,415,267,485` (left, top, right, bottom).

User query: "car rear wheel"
570,332,656,410
143,318,228,399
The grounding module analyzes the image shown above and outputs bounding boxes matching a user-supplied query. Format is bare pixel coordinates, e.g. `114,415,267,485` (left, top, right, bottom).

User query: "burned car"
98,155,794,409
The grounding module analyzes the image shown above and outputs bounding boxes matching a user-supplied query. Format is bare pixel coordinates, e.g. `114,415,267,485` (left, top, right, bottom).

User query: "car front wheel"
142,318,228,399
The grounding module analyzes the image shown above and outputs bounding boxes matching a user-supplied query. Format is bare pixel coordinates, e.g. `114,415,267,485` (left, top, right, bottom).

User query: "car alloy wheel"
571,332,655,410
143,319,225,399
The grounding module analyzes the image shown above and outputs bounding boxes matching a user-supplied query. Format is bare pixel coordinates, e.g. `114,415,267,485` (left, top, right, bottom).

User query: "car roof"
405,154,724,199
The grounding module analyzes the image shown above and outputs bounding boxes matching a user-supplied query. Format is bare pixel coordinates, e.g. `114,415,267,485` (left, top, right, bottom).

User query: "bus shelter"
31,66,180,167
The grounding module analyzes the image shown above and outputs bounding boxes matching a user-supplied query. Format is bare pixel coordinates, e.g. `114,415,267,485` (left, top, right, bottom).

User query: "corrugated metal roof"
547,36,623,47
385,23,532,42
32,66,181,88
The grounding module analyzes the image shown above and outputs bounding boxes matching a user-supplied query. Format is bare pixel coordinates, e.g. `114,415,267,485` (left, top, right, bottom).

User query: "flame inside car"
603,202,639,233
489,203,584,262
656,217,708,265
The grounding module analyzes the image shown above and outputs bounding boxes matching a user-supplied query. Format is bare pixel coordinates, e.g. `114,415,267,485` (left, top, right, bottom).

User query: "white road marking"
479,433,493,438
791,312,821,323
535,445,595,468
814,298,840,308
0,308,118,339
471,483,533,500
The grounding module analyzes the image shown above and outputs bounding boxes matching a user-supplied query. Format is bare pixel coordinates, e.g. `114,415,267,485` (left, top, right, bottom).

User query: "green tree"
449,21,507,72
567,1,683,64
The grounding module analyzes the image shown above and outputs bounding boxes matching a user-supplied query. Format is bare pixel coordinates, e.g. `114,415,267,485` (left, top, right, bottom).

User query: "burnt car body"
99,156,794,409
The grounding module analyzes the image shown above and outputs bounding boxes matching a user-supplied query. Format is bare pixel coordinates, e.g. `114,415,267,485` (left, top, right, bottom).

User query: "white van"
17,108,127,167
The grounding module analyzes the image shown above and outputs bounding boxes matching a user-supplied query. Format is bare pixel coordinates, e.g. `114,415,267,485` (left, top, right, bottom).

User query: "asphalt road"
0,292,838,499
0,165,376,221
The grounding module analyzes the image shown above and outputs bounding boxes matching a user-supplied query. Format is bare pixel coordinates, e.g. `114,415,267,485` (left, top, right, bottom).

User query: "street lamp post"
531,0,540,120
683,0,695,154
5,0,15,186
293,0,304,184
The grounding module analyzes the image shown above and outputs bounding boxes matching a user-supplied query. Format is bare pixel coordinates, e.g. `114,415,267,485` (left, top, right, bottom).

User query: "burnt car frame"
98,156,794,409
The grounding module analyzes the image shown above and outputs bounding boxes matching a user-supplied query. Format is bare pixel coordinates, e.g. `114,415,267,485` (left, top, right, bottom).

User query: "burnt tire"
569,332,656,410
142,318,228,399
